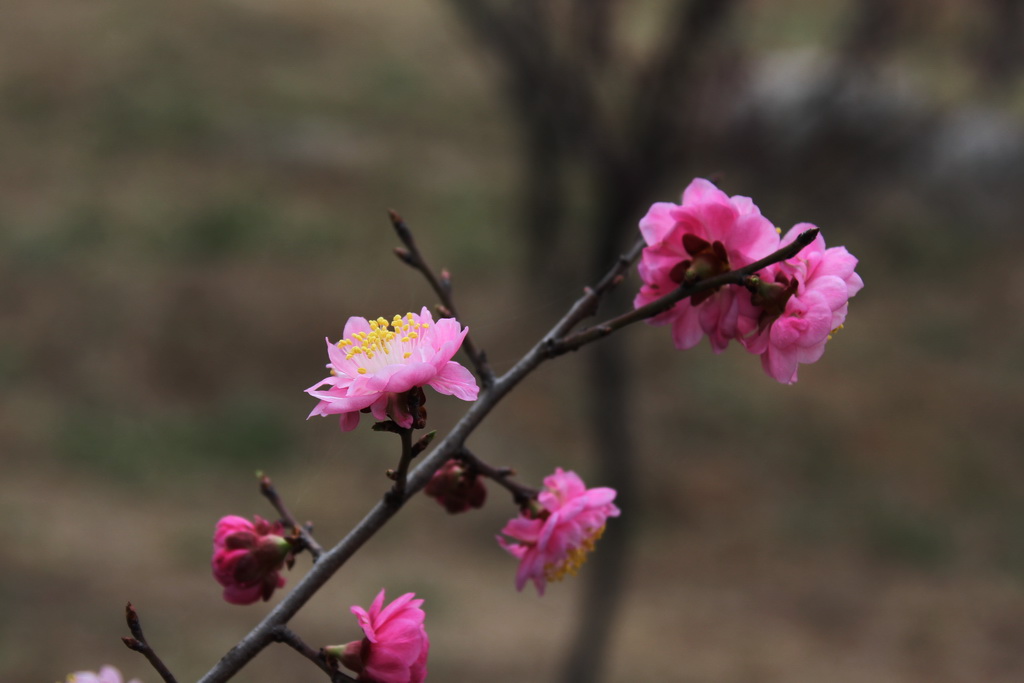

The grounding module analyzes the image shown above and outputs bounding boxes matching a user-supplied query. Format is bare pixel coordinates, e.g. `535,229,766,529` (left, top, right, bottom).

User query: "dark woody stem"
259,473,324,561
389,210,495,388
385,426,415,506
270,626,355,683
549,228,819,354
121,602,178,683
196,225,816,683
458,447,539,506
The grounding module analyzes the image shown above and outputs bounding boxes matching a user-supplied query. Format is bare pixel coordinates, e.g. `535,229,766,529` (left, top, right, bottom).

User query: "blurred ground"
2,1,1024,681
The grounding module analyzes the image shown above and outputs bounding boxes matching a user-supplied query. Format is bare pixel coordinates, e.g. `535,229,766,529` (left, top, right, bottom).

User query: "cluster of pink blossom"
635,178,863,383
195,311,621,682
180,189,858,680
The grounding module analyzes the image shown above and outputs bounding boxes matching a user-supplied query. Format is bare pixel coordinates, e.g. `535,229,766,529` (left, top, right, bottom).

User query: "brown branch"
550,228,820,354
389,209,494,387
271,626,355,683
459,447,538,506
553,237,646,338
384,426,415,507
259,473,324,560
196,220,817,683
121,602,177,683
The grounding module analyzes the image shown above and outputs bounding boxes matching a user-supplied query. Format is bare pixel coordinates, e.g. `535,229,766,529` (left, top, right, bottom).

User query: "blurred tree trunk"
444,2,741,680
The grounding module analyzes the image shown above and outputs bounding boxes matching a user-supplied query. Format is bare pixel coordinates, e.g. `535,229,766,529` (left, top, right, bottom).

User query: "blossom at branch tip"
738,223,864,384
65,666,141,683
424,458,487,513
497,468,620,596
306,306,479,431
634,177,780,352
212,515,292,605
326,589,430,683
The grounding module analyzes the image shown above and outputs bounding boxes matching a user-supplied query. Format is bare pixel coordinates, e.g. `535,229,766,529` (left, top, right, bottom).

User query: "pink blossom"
739,223,864,383
66,666,141,683
329,589,430,683
497,468,620,596
424,459,487,514
306,307,479,431
634,178,780,352
212,515,292,605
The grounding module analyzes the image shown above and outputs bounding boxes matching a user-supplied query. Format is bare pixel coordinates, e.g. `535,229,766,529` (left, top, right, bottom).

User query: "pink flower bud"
327,589,430,683
211,515,291,605
424,459,487,513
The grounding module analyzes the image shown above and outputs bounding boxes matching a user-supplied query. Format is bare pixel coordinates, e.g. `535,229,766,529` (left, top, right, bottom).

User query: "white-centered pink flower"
66,666,141,683
739,223,864,383
497,468,620,596
306,307,479,431
634,178,780,352
328,589,430,683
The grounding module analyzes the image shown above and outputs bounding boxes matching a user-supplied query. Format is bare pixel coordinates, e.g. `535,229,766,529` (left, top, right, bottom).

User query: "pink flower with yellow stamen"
306,306,479,431
497,468,620,596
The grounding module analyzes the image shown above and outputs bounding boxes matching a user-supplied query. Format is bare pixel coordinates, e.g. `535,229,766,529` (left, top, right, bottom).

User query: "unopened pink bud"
339,589,429,683
211,515,292,605
425,459,486,514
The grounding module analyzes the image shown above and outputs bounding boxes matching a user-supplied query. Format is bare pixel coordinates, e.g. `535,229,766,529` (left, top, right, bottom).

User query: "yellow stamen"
332,312,431,375
543,525,605,584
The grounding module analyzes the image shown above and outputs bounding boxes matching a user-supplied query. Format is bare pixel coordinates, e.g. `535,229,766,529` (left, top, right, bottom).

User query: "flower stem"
389,209,495,388
271,625,355,683
459,447,538,506
259,473,324,561
195,226,812,682
122,602,178,683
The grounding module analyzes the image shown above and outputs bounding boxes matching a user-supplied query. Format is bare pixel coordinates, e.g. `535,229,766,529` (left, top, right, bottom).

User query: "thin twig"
386,427,415,506
271,625,355,683
459,447,538,506
553,237,645,339
121,602,177,683
388,209,495,387
259,473,324,561
550,228,820,354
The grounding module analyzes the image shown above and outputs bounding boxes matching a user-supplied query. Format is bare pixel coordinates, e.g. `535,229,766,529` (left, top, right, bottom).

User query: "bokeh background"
4,1,1024,681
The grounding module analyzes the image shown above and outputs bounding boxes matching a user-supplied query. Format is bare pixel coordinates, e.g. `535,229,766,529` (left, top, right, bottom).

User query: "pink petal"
428,361,479,400
639,202,680,245
670,306,705,350
681,177,728,205
342,315,372,339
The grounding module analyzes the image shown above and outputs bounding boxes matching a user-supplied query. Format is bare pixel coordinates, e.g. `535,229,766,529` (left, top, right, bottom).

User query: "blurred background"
3,0,1024,681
